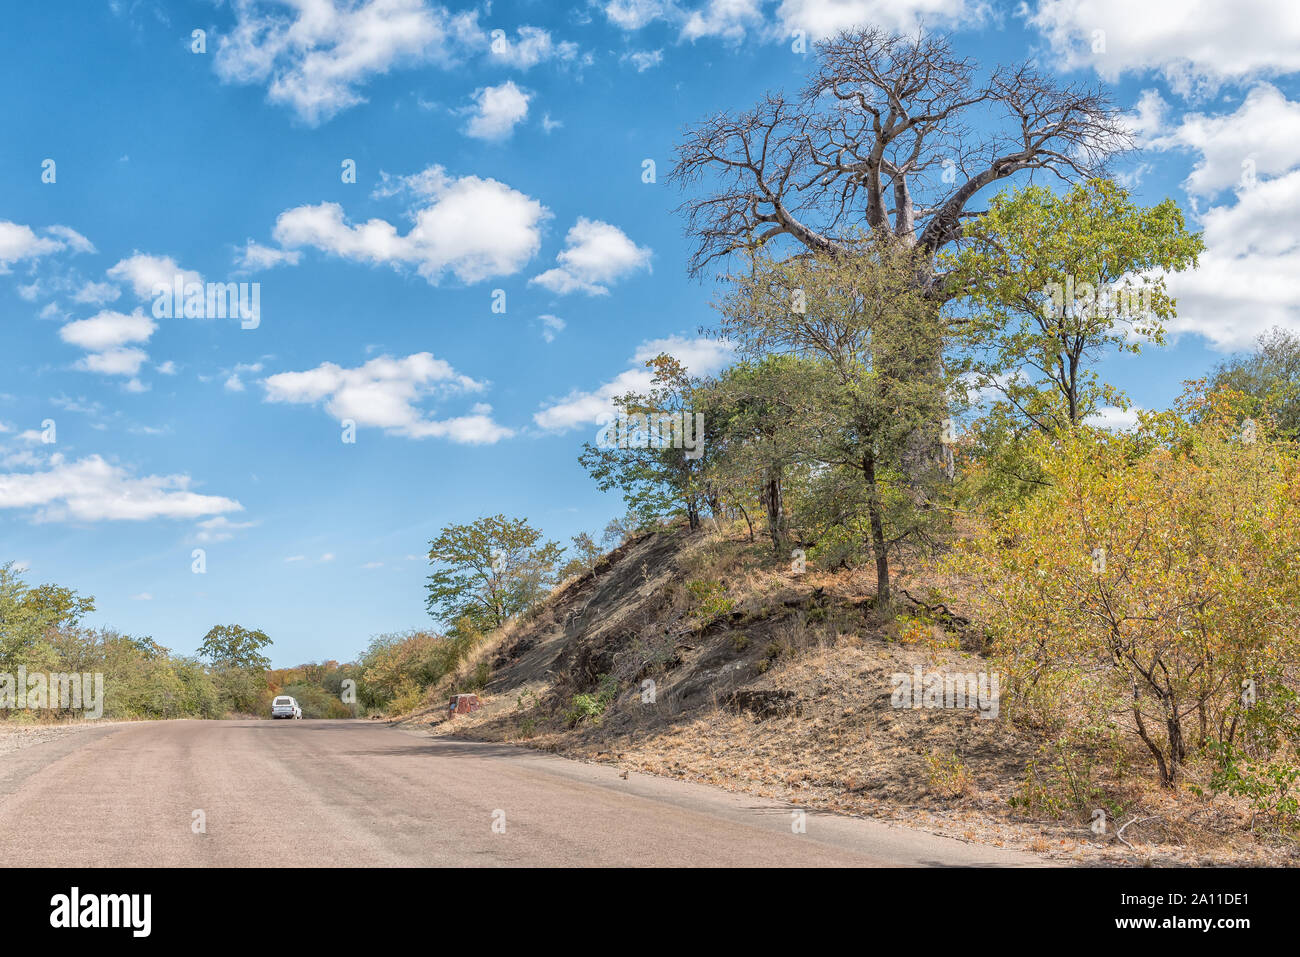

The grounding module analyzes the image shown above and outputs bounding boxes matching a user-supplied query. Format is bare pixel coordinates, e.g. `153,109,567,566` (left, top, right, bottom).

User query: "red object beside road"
448,694,480,715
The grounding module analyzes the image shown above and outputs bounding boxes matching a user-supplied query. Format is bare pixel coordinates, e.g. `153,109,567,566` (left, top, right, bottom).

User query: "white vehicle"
271,695,303,720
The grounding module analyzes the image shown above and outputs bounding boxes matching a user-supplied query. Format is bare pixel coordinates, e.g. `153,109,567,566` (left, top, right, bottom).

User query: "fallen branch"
1115,814,1163,849
898,588,972,628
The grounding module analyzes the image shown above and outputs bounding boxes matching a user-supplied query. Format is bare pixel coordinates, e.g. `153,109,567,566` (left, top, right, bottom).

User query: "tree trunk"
1133,698,1176,787
706,485,722,518
898,292,947,486
761,469,785,556
737,502,755,541
862,448,891,609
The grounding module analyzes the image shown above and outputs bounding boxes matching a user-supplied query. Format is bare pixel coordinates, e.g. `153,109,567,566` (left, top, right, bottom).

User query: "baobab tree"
673,27,1132,483
672,27,1132,301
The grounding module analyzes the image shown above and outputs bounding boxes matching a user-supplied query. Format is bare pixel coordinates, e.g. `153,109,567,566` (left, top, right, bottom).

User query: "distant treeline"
0,562,494,721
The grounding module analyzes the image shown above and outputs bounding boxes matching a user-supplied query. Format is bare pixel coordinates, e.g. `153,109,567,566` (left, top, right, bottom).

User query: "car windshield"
274,698,292,705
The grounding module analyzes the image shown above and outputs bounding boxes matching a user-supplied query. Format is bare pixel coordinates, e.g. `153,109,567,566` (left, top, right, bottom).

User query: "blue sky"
2,0,1298,666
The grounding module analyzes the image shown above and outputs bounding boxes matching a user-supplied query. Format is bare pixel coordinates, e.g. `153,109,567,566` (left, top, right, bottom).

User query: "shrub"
925,750,973,799
1210,684,1300,831
565,674,619,727
1011,729,1128,825
686,580,735,624
948,387,1300,786
357,628,483,712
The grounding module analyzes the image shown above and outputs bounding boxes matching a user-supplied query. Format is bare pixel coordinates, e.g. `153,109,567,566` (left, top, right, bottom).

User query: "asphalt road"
0,719,1046,867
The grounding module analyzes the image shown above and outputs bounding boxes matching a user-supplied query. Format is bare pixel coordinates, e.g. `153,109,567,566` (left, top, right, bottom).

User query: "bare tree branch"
671,26,1133,296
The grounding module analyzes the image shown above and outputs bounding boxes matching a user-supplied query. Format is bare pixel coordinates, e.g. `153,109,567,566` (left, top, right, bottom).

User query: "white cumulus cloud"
261,353,514,443
1029,0,1300,96
236,239,302,271
214,0,480,125
59,309,156,352
59,308,158,382
534,336,733,431
271,166,548,284
1141,84,1300,197
485,26,578,69
773,0,975,40
530,218,651,295
1169,169,1300,350
107,253,202,300
604,0,668,30
1086,405,1143,431
0,453,243,523
462,80,531,140
0,221,93,271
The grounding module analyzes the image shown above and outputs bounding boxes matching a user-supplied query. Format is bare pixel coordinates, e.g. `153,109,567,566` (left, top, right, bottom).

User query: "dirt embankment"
396,527,1298,866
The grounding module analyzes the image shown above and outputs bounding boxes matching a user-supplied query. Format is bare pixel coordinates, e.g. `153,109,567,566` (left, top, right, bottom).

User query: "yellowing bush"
949,388,1300,787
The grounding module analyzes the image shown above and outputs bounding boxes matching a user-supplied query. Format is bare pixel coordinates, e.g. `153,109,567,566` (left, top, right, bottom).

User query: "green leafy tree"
601,514,643,549
170,656,222,719
701,356,818,554
199,624,273,715
954,402,1051,515
426,515,563,631
357,630,466,712
0,564,225,721
0,563,95,673
579,354,713,530
717,237,954,606
557,532,603,580
1209,327,1300,440
199,624,273,670
947,178,1203,432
